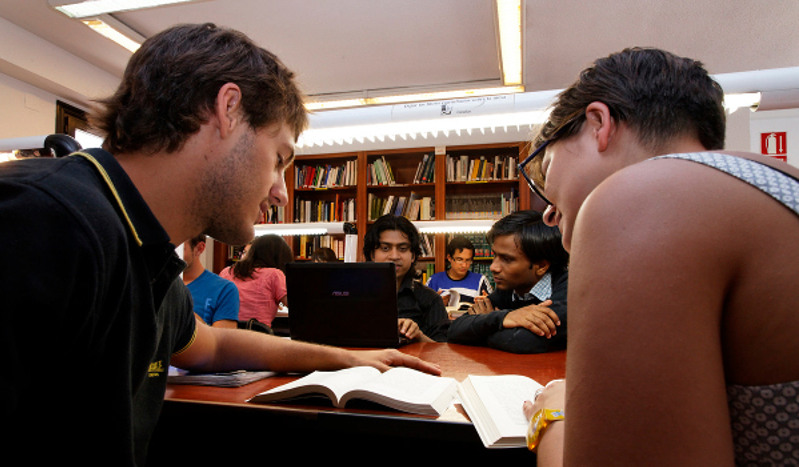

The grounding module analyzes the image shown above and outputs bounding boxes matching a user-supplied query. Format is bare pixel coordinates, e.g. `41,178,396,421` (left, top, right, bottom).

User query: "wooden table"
148,342,566,464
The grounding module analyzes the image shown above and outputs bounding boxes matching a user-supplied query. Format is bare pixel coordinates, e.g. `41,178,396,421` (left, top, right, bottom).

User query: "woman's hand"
524,378,566,419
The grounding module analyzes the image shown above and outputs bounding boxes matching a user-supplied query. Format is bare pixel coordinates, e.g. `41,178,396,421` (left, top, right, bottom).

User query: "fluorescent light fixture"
414,219,495,234
251,220,494,237
75,129,104,148
368,86,524,106
49,0,198,18
724,92,760,113
307,98,369,111
306,86,525,111
82,18,141,52
495,0,523,86
297,109,549,149
0,152,17,164
253,222,347,237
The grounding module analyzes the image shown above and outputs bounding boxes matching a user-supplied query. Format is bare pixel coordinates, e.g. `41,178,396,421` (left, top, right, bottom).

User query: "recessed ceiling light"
49,0,201,18
495,0,523,86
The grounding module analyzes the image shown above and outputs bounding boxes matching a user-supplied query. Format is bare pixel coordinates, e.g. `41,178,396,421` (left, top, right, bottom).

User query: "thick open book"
442,289,472,317
458,374,544,448
248,366,458,416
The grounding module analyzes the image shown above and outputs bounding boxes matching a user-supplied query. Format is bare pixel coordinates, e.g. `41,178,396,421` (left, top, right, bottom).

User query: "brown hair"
534,47,725,155
90,23,308,155
232,234,293,279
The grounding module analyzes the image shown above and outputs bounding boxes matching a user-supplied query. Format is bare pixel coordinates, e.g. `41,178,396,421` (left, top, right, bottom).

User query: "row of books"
367,155,396,185
367,153,437,186
444,191,518,219
293,196,356,223
469,261,495,290
447,232,493,258
295,160,358,188
295,232,434,261
412,152,436,184
367,192,435,221
256,205,286,224
420,233,435,257
445,154,518,182
420,262,436,285
296,235,346,260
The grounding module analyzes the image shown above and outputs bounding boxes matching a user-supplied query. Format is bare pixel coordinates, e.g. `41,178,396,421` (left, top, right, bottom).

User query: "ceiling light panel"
495,0,523,85
49,0,198,18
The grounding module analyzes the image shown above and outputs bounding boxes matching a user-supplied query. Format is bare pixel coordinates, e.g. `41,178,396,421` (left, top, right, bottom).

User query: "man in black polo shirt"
0,23,438,465
448,210,569,353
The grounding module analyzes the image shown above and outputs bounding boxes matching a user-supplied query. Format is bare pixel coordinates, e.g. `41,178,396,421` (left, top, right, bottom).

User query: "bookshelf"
212,141,532,275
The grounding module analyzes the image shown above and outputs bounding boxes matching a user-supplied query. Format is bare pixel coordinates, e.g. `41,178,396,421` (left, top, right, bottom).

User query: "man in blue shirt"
426,236,492,311
182,234,239,328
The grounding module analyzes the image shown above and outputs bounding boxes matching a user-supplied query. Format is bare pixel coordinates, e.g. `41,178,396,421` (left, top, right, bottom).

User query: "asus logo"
331,291,350,297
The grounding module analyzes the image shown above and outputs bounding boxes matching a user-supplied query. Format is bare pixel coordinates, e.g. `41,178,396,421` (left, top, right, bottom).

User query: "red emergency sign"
761,132,787,156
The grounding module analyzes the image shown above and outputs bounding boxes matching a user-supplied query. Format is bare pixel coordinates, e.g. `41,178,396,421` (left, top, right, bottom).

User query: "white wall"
724,106,750,152
0,72,60,141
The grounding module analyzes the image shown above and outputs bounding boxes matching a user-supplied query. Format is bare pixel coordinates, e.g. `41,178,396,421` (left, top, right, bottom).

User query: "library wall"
213,141,530,277
0,72,59,140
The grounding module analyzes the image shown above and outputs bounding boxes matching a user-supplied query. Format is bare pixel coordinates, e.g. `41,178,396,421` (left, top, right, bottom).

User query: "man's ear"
196,241,206,255
214,83,243,139
530,260,550,276
584,101,615,153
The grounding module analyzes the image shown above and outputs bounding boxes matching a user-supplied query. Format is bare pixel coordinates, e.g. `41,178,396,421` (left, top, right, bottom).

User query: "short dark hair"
533,47,725,155
446,236,475,257
188,234,207,249
363,214,423,279
231,234,293,279
487,210,569,274
90,23,308,155
311,247,339,262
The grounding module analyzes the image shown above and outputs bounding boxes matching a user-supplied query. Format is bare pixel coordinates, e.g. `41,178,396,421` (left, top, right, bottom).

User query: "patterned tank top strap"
651,152,799,217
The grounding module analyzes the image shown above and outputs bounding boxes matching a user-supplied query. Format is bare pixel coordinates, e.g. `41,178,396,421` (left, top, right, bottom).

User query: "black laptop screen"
285,262,399,347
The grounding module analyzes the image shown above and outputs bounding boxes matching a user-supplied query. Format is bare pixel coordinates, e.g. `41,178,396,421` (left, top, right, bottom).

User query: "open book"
458,374,544,448
442,289,472,317
249,366,458,416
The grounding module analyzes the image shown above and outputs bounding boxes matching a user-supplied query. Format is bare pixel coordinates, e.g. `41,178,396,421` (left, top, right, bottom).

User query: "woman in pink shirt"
220,234,292,326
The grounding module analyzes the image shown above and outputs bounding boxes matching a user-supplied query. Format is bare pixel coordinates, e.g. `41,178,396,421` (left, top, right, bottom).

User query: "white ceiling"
2,0,799,112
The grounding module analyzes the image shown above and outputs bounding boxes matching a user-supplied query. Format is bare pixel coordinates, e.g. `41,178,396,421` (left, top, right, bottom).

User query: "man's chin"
206,224,255,247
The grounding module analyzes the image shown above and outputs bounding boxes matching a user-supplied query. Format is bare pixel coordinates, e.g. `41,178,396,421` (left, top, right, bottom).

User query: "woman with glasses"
521,47,799,466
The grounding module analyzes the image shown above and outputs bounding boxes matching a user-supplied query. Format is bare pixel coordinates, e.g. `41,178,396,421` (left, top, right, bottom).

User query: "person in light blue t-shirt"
182,234,239,328
426,236,492,310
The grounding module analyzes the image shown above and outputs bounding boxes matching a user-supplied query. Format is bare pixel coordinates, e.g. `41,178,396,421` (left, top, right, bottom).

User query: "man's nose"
489,257,501,274
269,171,289,207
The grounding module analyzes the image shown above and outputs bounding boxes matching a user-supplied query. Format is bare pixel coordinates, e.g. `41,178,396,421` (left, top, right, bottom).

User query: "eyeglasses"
451,257,473,264
518,139,553,206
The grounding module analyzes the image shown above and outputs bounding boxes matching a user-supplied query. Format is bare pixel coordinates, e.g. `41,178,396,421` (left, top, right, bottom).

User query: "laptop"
285,262,402,348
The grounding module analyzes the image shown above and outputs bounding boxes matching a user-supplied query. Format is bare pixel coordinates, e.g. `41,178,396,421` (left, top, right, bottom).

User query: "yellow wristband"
526,408,564,452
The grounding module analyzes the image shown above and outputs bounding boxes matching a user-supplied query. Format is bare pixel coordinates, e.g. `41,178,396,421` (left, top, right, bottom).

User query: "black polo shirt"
448,268,569,353
0,148,196,465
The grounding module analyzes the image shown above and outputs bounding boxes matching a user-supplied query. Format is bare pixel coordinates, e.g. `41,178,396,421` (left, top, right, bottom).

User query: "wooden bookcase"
212,141,533,275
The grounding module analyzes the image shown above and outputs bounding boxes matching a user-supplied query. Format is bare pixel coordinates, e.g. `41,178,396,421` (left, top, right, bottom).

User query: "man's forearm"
179,325,356,374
